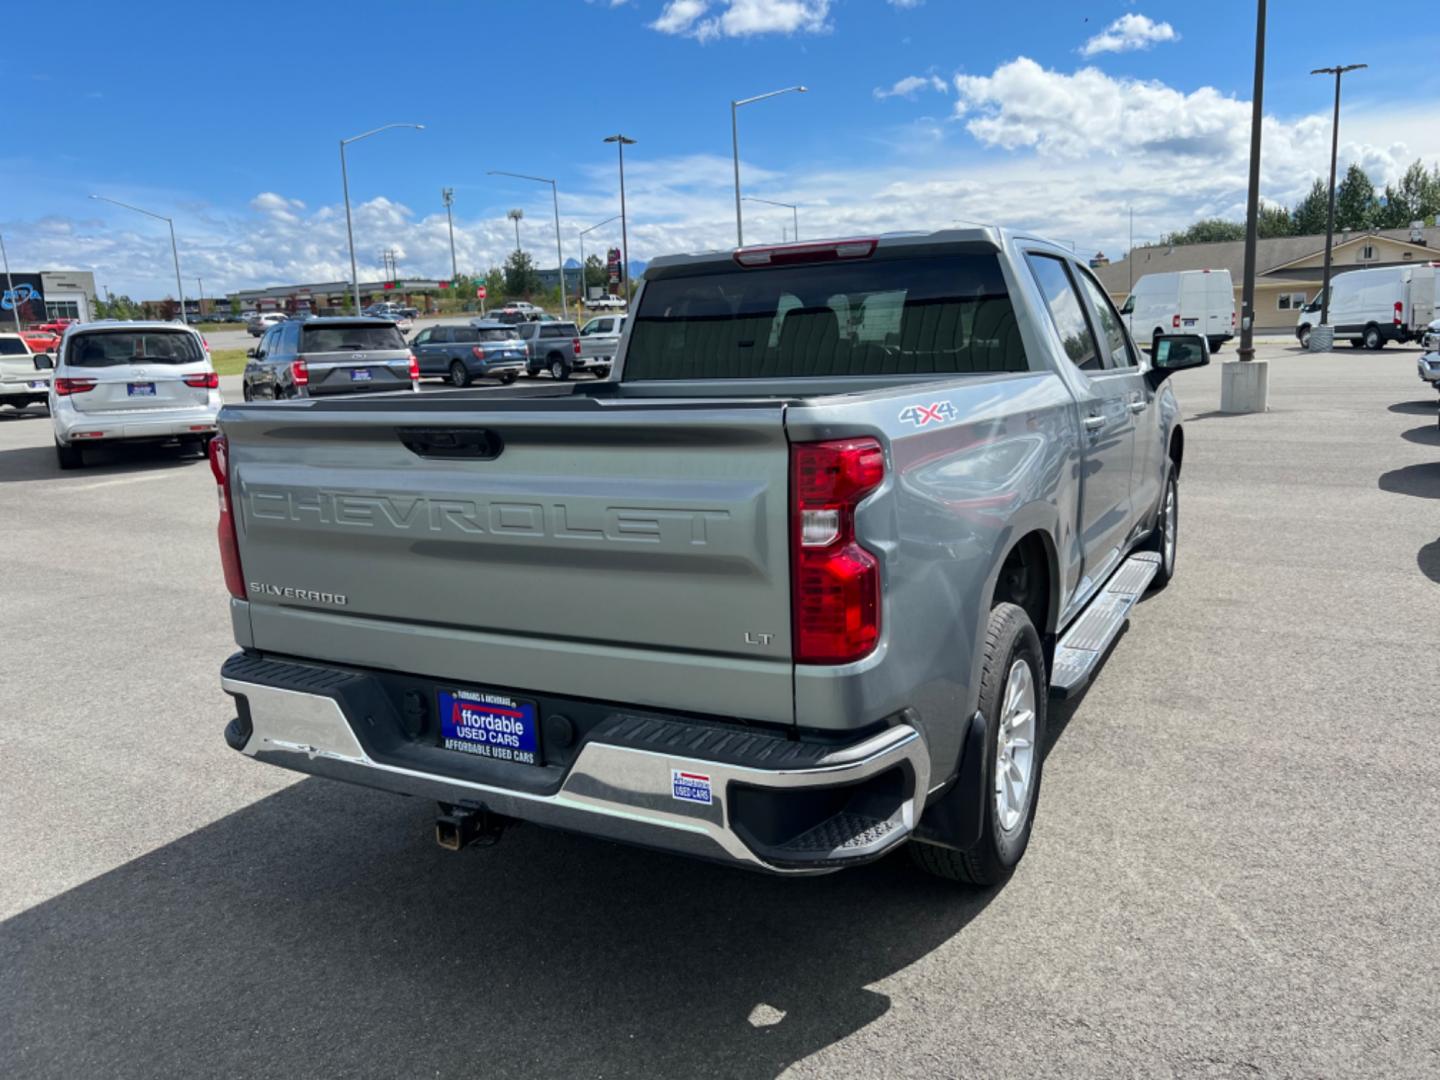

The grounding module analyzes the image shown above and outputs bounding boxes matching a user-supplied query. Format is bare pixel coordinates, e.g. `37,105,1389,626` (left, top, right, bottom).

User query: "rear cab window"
540,324,578,339
67,330,204,367
623,252,1027,380
0,337,31,356
300,323,406,352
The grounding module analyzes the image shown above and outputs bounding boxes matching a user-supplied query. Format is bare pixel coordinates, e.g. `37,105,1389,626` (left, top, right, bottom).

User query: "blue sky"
5,0,1439,298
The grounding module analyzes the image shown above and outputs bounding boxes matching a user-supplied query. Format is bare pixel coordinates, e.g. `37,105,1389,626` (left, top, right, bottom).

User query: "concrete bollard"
1220,360,1269,414
1308,324,1335,352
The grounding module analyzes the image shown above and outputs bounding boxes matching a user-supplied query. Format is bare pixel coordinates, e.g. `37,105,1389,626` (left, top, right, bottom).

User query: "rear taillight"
1232,311,1237,327
54,377,97,395
471,347,487,360
408,353,420,380
208,436,245,600
1172,314,1181,329
1394,301,1404,327
290,358,309,386
183,372,220,389
790,438,885,664
573,337,582,356
736,238,877,268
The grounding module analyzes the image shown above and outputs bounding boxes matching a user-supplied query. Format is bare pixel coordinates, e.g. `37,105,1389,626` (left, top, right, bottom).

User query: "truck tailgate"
223,397,797,723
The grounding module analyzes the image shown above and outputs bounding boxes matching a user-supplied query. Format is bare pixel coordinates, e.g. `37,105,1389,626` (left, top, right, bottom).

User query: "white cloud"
1080,13,1179,57
651,0,831,41
887,0,923,7
249,192,306,225
874,74,948,100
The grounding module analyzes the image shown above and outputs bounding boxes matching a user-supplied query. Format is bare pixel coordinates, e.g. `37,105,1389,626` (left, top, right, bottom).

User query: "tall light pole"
1311,62,1367,328
603,135,635,299
730,86,807,247
489,170,568,319
578,215,622,308
743,196,799,243
1236,0,1267,364
441,187,458,279
340,123,424,314
90,194,185,322
0,232,21,332
196,277,204,320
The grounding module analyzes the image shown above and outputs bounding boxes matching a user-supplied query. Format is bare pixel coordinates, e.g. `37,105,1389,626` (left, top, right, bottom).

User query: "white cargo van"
1120,269,1236,353
1295,264,1438,350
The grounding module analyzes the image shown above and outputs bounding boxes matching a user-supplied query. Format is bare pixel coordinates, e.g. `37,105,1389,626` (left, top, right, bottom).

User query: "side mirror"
1147,334,1210,387
33,352,54,369
246,347,258,359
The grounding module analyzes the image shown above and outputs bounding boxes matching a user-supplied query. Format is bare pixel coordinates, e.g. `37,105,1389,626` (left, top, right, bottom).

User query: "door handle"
1128,394,1146,413
1083,414,1106,431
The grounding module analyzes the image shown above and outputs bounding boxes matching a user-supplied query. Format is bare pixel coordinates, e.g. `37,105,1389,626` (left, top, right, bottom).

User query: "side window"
454,327,478,343
1074,267,1136,369
256,328,274,359
412,328,432,346
1026,254,1101,372
278,321,300,356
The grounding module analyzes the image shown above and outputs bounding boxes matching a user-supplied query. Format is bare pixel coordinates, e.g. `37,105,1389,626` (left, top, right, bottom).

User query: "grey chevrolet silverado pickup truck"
210,228,1207,885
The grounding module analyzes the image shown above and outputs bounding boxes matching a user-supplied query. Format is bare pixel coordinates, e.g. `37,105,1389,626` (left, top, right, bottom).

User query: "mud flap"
909,710,988,852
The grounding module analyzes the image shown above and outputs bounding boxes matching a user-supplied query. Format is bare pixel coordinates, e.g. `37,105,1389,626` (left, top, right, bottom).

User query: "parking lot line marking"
56,471,185,493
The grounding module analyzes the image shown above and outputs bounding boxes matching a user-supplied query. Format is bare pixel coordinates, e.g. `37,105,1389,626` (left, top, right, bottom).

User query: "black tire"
498,372,518,385
1298,325,1312,349
909,602,1046,886
449,361,471,388
1144,468,1178,590
54,437,83,470
595,366,612,379
242,382,253,402
1348,338,1364,349
548,354,570,381
1363,325,1383,351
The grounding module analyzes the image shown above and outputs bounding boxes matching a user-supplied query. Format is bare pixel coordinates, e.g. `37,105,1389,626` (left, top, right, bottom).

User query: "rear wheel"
1363,325,1384,351
910,602,1046,886
498,372,518,385
241,382,253,402
1348,338,1364,349
1298,325,1312,349
54,437,83,470
595,366,612,379
548,354,570,381
449,361,471,388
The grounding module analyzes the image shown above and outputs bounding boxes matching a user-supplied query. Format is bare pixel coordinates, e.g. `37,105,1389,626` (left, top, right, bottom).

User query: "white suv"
49,321,221,469
0,332,52,411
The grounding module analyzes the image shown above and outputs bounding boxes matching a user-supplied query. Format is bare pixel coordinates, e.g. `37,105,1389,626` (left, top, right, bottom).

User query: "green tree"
1377,159,1440,229
1159,218,1245,246
1257,202,1294,239
1291,178,1330,236
583,254,607,290
503,251,538,297
484,266,505,300
1334,163,1377,230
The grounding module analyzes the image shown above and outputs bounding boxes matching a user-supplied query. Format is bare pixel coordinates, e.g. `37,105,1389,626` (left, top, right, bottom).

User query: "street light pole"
743,196,800,243
1311,63,1367,328
196,277,204,319
339,123,425,315
730,86,807,247
442,187,458,279
0,232,21,332
507,209,524,256
90,194,186,323
604,135,636,299
489,170,568,319
579,215,622,309
1236,0,1267,364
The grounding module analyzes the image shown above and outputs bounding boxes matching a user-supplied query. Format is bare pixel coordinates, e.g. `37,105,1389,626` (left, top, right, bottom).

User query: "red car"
19,329,59,355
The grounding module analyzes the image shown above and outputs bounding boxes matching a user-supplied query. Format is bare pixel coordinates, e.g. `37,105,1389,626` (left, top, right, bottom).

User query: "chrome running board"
1050,551,1161,698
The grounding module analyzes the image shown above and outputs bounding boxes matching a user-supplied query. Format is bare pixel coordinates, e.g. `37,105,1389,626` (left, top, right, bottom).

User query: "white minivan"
1295,264,1438,350
49,321,220,469
1120,269,1236,354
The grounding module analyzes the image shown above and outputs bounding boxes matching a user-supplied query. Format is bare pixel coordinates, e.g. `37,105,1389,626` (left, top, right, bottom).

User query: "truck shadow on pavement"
1378,462,1440,500
1419,539,1440,585
0,777,1000,1080
0,442,203,483
1401,423,1440,447
1387,400,1439,417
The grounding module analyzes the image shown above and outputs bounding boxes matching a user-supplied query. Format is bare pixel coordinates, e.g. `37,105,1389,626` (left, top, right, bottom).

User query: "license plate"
438,689,540,765
29,380,46,389
127,382,156,397
1182,318,1198,327
350,368,372,382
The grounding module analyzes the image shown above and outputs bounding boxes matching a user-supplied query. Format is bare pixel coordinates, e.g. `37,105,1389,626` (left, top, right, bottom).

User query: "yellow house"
1094,225,1440,334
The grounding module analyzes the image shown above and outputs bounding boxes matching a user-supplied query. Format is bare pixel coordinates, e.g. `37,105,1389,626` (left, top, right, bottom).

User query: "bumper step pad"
1050,551,1161,698
774,811,902,856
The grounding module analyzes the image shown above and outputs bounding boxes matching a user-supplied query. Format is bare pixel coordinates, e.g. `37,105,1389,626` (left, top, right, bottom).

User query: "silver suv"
242,317,418,400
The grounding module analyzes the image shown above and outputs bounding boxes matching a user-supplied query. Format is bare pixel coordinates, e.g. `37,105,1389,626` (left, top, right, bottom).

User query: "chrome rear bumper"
222,661,929,874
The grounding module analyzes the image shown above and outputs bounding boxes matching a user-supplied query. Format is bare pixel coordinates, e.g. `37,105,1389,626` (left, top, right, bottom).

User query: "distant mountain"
628,259,647,279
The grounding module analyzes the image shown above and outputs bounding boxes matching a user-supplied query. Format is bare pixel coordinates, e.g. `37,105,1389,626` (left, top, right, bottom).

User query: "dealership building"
230,278,461,315
1,270,98,325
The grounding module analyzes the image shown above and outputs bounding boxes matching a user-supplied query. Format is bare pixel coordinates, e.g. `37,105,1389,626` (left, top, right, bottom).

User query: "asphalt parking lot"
2,342,1438,1078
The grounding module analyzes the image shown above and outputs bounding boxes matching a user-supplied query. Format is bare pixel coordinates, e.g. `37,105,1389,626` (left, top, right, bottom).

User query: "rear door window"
624,253,1027,380
67,331,203,367
1074,267,1137,369
1025,254,1100,372
300,324,406,352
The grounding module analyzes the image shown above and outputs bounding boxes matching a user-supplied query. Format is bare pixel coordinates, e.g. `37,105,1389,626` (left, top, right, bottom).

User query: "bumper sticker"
671,769,713,805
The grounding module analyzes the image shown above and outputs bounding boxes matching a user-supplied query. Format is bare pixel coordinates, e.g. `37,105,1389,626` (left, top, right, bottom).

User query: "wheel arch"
1168,422,1184,478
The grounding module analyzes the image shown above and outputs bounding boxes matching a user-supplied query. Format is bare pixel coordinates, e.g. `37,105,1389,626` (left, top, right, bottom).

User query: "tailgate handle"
396,427,503,460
